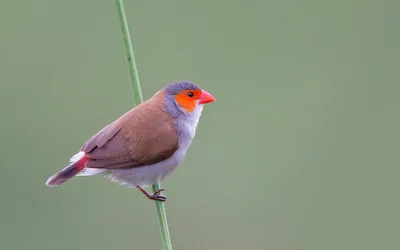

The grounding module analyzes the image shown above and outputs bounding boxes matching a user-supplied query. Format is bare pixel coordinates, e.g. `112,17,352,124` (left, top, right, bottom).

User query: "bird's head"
164,81,215,119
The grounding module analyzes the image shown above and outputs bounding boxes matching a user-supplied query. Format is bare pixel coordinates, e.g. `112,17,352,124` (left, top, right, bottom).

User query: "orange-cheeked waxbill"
46,81,215,201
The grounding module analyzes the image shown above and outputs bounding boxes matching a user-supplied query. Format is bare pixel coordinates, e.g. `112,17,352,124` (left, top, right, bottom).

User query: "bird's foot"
149,194,167,202
137,186,167,202
149,188,166,202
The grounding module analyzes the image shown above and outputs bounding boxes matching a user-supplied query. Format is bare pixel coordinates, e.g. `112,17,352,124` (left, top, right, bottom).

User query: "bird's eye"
187,91,194,98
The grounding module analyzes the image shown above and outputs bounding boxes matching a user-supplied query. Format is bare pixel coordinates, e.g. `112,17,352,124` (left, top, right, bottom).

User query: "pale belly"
105,159,180,188
77,155,181,188
101,145,188,188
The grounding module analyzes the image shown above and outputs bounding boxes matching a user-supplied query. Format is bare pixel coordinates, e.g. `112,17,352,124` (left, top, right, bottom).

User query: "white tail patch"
69,151,85,163
69,151,106,177
76,168,106,176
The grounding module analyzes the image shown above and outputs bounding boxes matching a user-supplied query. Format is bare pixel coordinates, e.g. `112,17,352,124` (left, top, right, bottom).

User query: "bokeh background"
1,0,399,249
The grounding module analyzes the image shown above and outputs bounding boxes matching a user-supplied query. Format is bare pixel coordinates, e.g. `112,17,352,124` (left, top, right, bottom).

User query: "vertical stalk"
115,0,143,104
114,1,172,249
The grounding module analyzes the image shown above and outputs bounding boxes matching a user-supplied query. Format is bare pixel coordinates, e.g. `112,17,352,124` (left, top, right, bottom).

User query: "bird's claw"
150,194,167,202
137,186,167,202
152,188,165,196
150,188,166,202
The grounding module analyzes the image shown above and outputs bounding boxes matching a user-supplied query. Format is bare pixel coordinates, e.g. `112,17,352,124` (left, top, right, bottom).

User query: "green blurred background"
1,0,399,249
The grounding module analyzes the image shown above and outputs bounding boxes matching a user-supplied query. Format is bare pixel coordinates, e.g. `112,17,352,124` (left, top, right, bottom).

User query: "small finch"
46,81,215,201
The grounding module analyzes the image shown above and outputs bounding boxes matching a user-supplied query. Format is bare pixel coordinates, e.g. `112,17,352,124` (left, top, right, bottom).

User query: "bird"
45,81,215,202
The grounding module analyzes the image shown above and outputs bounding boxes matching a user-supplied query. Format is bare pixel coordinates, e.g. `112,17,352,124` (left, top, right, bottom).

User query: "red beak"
199,90,215,104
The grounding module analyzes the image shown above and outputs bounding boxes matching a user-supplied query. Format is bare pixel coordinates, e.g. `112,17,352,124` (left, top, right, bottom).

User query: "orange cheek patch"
175,90,201,112
175,94,196,112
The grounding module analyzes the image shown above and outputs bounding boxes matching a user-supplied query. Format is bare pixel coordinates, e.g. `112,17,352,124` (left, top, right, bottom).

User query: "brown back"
81,90,179,169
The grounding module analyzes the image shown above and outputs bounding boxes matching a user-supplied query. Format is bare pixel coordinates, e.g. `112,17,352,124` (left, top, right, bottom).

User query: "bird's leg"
136,186,167,202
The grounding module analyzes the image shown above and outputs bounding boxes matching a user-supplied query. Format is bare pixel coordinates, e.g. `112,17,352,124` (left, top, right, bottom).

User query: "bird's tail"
46,152,88,187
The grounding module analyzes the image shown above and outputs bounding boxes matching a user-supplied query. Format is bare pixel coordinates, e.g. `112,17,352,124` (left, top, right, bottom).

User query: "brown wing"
81,91,179,169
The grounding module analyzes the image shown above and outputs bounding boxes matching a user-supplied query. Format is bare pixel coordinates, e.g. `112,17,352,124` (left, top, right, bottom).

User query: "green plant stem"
114,1,172,250
115,0,143,104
